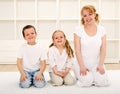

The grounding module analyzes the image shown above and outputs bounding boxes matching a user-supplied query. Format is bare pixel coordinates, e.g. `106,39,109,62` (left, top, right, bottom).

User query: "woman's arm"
99,35,106,66
74,34,88,75
97,35,106,74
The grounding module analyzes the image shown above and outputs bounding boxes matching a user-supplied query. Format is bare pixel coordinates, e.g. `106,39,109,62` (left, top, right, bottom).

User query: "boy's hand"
35,72,43,81
20,73,27,82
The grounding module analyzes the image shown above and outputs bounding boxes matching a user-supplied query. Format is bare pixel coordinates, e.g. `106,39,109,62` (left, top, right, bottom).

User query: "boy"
17,25,46,88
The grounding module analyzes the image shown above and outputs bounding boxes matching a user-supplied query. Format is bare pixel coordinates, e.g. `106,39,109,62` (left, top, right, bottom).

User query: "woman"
74,5,110,87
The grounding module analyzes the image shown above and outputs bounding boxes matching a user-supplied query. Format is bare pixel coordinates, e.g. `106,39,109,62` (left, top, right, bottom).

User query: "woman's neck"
84,23,97,36
85,23,97,29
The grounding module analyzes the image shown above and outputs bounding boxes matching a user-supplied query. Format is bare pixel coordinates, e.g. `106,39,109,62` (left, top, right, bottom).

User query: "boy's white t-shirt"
17,43,47,71
48,46,74,72
74,25,106,69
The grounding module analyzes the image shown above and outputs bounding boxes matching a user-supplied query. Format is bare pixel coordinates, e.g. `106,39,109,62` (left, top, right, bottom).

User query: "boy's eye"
31,32,34,35
26,34,29,36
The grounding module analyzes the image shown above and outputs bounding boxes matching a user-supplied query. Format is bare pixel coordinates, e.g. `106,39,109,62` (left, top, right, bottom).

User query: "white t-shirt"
48,46,74,72
74,25,106,69
17,43,47,71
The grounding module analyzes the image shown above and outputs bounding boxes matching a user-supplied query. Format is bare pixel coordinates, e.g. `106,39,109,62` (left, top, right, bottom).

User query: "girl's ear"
52,40,55,46
65,38,67,42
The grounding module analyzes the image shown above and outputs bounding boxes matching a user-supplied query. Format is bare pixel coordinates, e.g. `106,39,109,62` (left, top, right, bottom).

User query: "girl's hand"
96,65,105,74
20,72,27,82
56,71,64,77
61,71,68,77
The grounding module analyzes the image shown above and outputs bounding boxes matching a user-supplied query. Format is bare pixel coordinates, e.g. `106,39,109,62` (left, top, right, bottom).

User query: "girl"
74,5,110,87
48,30,75,86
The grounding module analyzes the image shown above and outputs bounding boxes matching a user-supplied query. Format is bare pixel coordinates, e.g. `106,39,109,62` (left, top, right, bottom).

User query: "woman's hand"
80,65,89,76
96,65,105,74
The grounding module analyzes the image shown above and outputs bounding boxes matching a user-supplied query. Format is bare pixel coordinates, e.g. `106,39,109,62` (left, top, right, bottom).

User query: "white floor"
0,70,120,94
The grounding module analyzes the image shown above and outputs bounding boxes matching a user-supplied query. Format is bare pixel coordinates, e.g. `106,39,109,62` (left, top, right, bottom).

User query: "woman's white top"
74,25,106,69
48,46,74,72
17,43,47,71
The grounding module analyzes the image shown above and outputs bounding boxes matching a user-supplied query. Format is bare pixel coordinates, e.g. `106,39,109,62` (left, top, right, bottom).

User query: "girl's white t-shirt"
74,25,106,69
17,43,47,71
48,46,74,72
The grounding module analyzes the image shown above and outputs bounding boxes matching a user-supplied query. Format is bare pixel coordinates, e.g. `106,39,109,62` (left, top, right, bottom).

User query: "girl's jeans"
19,70,46,88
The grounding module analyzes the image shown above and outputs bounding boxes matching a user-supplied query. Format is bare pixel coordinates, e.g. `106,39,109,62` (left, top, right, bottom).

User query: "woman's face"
82,9,96,25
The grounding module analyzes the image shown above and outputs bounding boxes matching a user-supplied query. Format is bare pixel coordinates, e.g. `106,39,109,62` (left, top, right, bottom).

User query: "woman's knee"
77,72,93,87
94,74,110,86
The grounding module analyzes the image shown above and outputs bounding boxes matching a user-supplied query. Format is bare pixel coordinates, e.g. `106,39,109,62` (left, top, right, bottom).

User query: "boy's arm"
39,60,46,74
17,58,25,75
17,58,27,81
35,60,46,81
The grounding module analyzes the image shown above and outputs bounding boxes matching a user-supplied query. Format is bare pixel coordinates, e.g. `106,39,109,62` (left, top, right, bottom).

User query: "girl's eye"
60,36,63,38
55,37,58,39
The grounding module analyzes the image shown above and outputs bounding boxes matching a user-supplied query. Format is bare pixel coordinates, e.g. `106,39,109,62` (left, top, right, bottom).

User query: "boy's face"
24,28,37,44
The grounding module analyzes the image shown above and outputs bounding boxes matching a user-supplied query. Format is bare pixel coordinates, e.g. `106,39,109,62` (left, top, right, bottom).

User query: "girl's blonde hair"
49,30,74,58
81,5,99,25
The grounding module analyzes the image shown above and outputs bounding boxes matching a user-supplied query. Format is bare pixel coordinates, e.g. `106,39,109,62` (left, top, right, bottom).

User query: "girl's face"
53,31,66,47
24,28,37,45
82,9,96,25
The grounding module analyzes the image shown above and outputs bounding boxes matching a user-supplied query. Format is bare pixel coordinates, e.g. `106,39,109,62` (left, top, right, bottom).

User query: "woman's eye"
89,13,92,15
83,15,87,17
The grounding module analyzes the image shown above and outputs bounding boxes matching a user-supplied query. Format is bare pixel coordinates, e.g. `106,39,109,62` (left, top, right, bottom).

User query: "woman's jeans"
19,70,46,88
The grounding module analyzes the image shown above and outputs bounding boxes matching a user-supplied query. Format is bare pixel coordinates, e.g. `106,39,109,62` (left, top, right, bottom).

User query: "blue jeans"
19,70,46,88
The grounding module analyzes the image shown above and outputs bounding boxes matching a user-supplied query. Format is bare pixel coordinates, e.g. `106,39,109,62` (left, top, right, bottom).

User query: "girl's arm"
63,57,74,77
62,67,71,77
52,66,64,77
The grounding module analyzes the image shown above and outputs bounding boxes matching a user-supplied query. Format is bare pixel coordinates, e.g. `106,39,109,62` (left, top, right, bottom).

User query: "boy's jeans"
19,70,46,88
